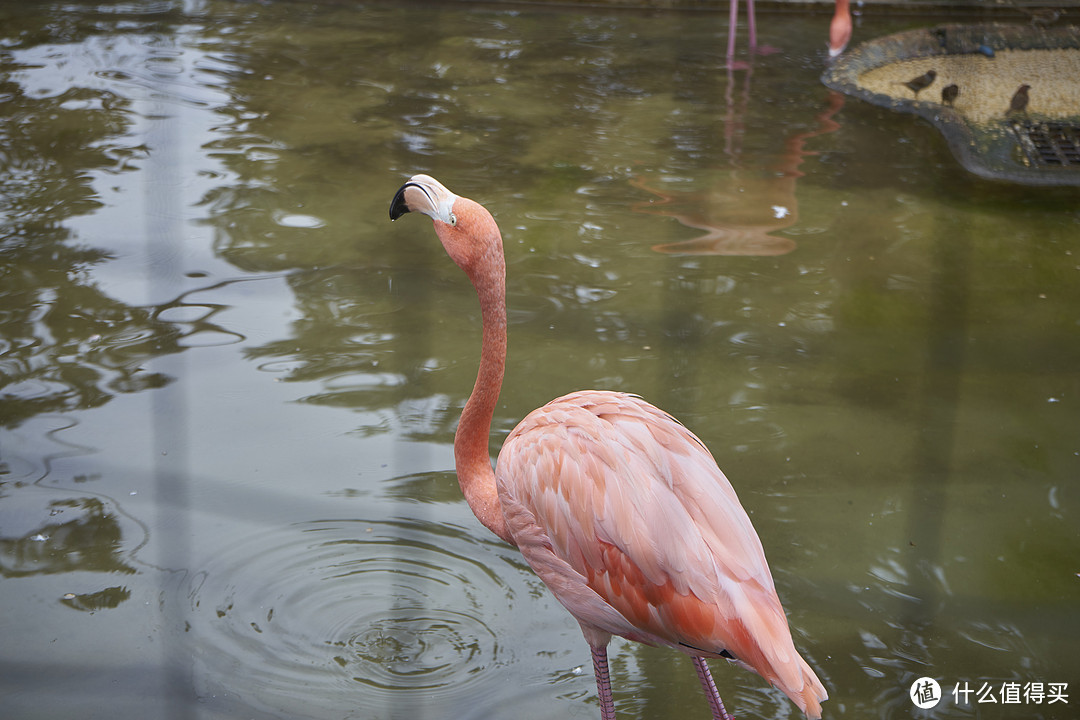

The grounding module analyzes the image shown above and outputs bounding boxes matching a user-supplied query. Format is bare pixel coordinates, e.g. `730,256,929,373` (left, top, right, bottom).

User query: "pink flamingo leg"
693,657,735,720
592,645,618,720
746,0,757,51
726,0,739,57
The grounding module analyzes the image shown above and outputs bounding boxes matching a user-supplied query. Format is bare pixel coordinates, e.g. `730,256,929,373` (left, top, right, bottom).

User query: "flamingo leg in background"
725,0,795,62
746,0,758,51
726,0,740,58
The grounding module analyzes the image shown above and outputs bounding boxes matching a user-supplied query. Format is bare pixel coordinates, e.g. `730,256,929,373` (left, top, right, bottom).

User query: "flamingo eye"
449,213,457,226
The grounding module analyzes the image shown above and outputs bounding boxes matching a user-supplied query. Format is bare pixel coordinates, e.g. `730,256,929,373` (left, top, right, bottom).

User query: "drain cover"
823,24,1080,186
1014,121,1080,167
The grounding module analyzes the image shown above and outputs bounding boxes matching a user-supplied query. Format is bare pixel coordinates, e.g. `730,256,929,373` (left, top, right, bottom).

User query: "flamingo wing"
494,390,825,717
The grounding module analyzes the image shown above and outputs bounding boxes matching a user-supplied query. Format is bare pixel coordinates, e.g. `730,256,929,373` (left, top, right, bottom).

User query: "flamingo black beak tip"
389,183,413,221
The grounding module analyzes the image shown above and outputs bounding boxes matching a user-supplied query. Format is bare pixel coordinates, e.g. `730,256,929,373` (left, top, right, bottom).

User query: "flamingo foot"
591,645,618,720
693,656,735,720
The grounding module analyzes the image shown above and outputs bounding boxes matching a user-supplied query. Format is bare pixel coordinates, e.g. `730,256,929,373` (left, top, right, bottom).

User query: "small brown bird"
1009,84,1031,114
941,84,959,106
902,70,937,98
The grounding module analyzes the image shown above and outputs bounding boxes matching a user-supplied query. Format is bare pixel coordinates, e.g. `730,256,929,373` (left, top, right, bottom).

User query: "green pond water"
0,1,1077,719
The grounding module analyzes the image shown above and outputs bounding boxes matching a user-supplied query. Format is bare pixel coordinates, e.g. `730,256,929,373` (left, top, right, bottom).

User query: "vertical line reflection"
143,30,195,720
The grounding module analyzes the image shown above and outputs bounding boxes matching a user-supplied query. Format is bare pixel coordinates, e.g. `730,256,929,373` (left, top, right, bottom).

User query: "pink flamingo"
389,175,828,720
726,0,852,59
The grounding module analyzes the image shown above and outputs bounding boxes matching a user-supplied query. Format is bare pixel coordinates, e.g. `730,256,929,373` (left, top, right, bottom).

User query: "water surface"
1,2,1077,719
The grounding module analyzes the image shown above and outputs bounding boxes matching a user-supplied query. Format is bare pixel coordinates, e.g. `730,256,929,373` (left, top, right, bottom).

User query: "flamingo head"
390,174,503,277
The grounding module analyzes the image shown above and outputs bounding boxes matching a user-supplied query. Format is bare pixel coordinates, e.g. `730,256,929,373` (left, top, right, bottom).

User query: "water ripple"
184,517,518,718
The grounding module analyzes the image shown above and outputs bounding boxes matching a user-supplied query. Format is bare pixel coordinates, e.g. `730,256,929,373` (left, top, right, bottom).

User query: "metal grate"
822,24,1080,185
1013,121,1080,168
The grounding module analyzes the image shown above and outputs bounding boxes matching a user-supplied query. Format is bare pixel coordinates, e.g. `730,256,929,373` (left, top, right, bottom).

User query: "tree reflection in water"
0,19,185,608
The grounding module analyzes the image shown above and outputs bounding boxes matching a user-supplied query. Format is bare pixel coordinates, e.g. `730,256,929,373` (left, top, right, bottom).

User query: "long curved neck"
454,250,513,544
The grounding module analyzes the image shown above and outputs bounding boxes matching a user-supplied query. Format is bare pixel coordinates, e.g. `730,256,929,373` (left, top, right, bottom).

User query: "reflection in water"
0,495,135,578
0,50,180,427
902,207,972,625
0,14,198,632
0,11,249,717
60,585,132,611
634,89,844,256
833,215,973,717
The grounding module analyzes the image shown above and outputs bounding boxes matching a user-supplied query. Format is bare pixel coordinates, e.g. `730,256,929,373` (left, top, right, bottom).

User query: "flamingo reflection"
633,90,844,257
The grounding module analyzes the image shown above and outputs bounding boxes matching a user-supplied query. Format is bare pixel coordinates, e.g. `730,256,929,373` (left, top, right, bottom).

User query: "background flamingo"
830,0,853,57
725,0,852,59
389,174,828,720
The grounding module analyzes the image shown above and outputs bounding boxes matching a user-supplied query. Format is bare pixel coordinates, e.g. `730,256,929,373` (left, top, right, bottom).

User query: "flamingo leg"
726,0,738,57
746,0,757,51
591,645,618,720
693,657,735,720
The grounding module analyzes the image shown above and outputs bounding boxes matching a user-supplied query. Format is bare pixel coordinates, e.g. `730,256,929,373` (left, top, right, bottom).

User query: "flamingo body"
389,175,827,719
498,390,824,717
